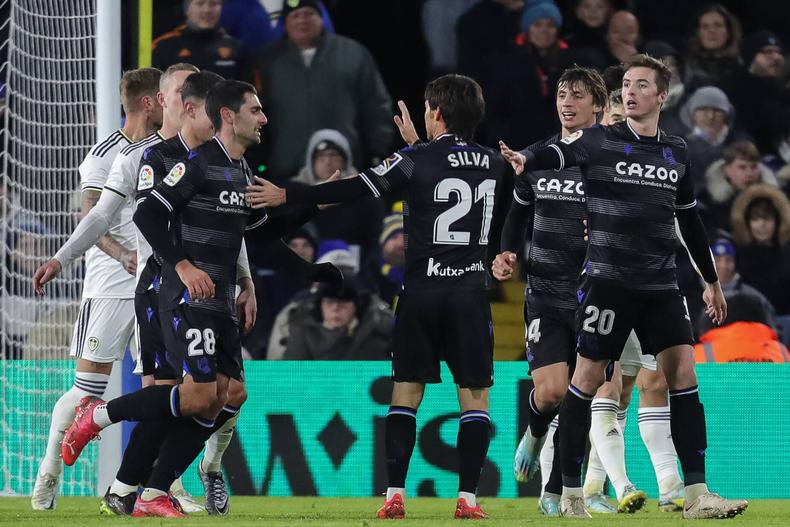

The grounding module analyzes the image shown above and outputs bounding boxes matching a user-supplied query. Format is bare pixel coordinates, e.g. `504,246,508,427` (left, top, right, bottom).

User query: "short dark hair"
556,66,608,122
608,88,623,107
424,74,485,140
724,140,760,164
623,53,673,94
182,71,224,104
120,67,162,113
205,80,257,131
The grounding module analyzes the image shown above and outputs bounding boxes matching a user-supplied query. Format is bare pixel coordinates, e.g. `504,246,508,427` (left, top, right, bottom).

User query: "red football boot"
131,494,186,518
61,396,104,466
455,498,488,519
376,493,405,519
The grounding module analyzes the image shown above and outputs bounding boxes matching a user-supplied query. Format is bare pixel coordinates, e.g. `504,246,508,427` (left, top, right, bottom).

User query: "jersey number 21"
433,178,496,245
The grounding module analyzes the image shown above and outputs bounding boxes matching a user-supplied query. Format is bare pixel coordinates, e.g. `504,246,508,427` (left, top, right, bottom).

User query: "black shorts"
575,277,694,362
134,290,176,381
160,305,243,383
524,300,577,375
392,288,493,389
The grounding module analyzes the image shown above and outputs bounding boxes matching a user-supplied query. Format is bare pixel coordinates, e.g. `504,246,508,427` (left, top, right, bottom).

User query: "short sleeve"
79,153,112,192
135,146,167,204
148,154,206,214
675,168,697,210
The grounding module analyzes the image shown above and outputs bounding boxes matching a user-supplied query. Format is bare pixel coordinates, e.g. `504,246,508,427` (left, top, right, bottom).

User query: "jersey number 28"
433,178,496,245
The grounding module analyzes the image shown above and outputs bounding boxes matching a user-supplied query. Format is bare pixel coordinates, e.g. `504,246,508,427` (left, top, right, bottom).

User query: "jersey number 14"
433,178,496,245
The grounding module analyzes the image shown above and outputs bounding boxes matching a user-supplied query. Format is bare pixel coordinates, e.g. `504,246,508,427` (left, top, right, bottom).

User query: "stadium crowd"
4,0,790,361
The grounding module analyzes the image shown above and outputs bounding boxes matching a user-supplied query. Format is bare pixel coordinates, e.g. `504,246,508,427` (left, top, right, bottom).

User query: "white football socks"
638,406,683,495
40,372,109,476
583,444,606,497
539,417,558,495
458,491,476,507
386,487,405,501
589,397,631,500
202,412,239,473
109,479,137,497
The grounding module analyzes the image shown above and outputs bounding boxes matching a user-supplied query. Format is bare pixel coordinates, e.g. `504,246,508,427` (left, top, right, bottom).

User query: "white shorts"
619,330,657,377
69,297,136,363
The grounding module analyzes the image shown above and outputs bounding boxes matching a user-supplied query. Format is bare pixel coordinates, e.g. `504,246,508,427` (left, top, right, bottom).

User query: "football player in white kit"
30,68,164,510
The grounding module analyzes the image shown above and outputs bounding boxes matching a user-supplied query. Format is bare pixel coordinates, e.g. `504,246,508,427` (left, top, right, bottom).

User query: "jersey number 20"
433,178,496,245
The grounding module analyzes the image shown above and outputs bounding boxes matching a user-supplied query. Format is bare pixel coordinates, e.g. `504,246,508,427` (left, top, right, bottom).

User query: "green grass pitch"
0,497,786,527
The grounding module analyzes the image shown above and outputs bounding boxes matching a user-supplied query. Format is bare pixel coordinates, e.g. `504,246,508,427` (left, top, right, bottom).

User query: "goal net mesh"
1,0,99,496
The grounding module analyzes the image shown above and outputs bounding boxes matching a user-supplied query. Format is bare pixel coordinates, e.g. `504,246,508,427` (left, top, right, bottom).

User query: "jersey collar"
118,128,132,142
176,131,189,151
213,136,235,162
626,118,661,142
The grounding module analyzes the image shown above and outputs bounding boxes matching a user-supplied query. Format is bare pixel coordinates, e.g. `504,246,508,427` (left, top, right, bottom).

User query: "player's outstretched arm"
246,174,375,208
499,141,526,175
33,188,129,294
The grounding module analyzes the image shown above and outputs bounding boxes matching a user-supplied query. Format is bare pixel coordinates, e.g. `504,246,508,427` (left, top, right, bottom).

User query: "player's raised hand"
32,259,62,296
120,249,137,275
499,141,526,175
703,281,727,326
246,176,286,208
394,100,420,146
175,260,215,300
492,251,517,281
236,278,257,333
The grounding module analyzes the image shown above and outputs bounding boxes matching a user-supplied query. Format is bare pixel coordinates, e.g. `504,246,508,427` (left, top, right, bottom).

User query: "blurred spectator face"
714,254,735,284
313,150,345,181
606,11,639,49
529,18,559,50
697,10,728,51
186,0,221,30
494,0,525,10
288,237,316,262
622,67,664,119
161,70,193,128
556,81,602,131
321,298,356,329
382,232,405,267
751,45,785,77
285,7,323,48
748,207,777,245
603,101,625,125
693,107,727,136
11,232,44,275
576,0,611,29
724,157,760,190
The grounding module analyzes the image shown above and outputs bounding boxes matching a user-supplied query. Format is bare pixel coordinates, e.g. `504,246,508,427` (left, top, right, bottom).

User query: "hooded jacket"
290,129,384,263
729,184,790,315
702,158,777,232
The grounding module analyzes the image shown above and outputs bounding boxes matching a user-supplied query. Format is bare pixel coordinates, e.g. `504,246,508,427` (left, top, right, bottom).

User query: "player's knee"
595,381,620,400
534,383,565,410
638,372,669,402
227,382,247,408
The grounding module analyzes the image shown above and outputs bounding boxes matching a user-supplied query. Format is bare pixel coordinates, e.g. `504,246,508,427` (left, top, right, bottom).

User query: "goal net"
1,0,100,496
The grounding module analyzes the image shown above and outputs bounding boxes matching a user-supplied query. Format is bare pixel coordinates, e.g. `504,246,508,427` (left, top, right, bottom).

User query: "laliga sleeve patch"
560,130,583,144
164,162,186,186
370,153,403,176
137,165,154,190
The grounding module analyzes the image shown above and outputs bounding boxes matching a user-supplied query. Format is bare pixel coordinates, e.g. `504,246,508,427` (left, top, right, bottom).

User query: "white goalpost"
0,0,122,497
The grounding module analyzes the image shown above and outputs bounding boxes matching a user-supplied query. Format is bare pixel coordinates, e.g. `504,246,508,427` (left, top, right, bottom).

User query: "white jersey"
79,130,135,299
103,132,167,286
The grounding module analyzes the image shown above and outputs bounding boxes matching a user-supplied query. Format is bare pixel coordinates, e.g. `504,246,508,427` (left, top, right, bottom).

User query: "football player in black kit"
247,75,514,519
500,54,747,519
61,80,338,518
